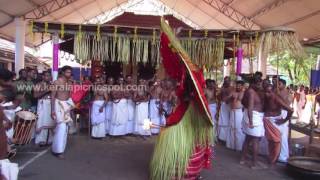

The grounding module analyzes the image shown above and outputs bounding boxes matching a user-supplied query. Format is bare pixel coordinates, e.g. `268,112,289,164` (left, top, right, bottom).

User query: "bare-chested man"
51,66,74,158
264,84,293,165
91,77,108,139
160,79,177,119
217,79,233,142
226,80,245,151
149,78,163,134
109,76,128,136
133,78,151,136
0,68,15,160
125,75,135,134
240,77,264,168
34,71,54,146
205,79,217,125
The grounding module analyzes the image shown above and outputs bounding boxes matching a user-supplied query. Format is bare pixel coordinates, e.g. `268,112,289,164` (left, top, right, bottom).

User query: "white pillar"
223,59,231,77
7,63,13,71
52,34,59,81
14,17,26,75
258,45,268,78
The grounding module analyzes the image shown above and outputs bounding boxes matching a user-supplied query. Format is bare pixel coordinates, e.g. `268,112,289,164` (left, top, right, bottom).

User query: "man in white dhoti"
149,79,162,134
277,79,292,162
51,66,75,159
218,80,233,142
133,79,151,136
33,71,54,146
91,77,107,139
263,84,293,165
125,75,135,134
205,79,217,125
297,85,306,122
109,77,128,136
226,81,245,151
240,77,265,169
105,77,114,135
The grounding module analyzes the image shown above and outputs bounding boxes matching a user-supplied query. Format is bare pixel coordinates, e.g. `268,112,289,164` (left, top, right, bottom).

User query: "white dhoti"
91,100,106,138
0,159,19,180
278,110,289,162
218,102,230,141
226,108,245,151
300,101,312,124
134,102,151,136
52,98,74,154
109,99,128,136
127,99,135,134
35,99,54,144
149,99,161,134
209,103,217,126
105,101,113,134
242,109,264,137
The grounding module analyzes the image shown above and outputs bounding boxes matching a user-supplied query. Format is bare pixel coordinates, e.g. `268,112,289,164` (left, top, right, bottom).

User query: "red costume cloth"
71,81,91,104
160,32,213,179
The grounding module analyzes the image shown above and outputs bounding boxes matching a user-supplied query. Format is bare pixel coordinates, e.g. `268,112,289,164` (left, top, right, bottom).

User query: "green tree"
269,47,319,85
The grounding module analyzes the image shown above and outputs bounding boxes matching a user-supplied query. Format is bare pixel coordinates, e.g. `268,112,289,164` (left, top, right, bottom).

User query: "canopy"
0,0,319,47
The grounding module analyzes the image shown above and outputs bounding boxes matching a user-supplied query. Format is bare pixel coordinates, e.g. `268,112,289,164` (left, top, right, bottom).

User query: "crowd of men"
204,72,320,168
0,66,179,159
1,67,319,164
89,75,177,139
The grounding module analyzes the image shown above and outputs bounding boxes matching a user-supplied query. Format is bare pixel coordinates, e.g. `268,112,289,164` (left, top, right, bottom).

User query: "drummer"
34,71,54,146
0,68,16,159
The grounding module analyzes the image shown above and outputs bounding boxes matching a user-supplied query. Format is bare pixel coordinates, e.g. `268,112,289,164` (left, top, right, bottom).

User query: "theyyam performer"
150,18,214,180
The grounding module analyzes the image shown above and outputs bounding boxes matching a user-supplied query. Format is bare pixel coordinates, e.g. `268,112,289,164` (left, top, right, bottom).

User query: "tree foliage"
269,47,319,85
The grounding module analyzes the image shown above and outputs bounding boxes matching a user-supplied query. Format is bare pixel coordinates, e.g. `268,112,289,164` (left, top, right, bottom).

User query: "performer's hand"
99,107,104,113
51,112,57,120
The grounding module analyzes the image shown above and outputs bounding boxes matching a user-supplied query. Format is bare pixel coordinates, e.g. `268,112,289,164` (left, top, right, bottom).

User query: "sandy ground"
10,133,302,180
